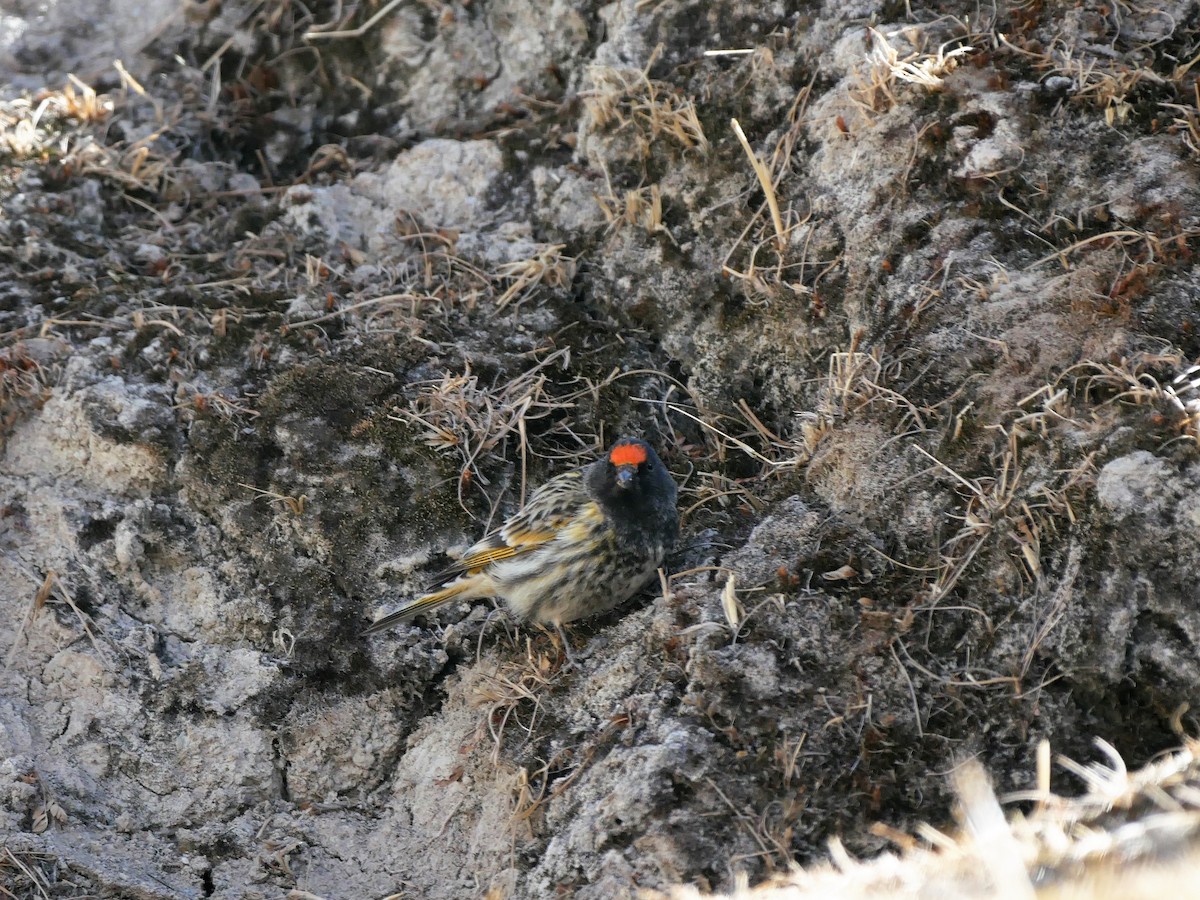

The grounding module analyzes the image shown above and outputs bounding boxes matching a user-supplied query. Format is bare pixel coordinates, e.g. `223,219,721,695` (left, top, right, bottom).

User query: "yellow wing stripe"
458,544,520,572
458,528,558,573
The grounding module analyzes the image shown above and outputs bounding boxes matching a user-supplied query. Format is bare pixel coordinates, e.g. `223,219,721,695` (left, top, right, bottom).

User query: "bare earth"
4,1,1200,897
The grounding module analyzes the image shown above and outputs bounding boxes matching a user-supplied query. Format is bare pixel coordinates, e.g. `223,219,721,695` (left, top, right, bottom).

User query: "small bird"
364,437,679,649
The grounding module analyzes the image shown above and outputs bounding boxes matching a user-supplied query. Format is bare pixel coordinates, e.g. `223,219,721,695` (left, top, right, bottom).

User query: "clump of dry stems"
582,45,708,158
650,738,1200,899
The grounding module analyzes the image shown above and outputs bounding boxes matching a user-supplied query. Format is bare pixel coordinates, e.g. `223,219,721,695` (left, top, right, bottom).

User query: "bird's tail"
362,576,487,635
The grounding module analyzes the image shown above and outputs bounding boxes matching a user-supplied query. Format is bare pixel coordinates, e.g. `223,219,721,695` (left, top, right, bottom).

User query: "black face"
587,439,679,544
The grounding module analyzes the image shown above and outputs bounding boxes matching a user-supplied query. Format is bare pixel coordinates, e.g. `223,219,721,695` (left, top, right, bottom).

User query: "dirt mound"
4,1,1200,896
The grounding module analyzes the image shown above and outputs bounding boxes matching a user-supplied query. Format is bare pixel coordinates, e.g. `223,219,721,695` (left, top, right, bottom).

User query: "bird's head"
587,436,679,546
608,439,649,491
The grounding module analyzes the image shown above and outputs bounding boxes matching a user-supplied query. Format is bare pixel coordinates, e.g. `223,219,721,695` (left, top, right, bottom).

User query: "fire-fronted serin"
365,437,678,637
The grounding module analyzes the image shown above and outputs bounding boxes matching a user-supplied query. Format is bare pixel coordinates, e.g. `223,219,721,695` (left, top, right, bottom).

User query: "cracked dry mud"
4,1,1200,898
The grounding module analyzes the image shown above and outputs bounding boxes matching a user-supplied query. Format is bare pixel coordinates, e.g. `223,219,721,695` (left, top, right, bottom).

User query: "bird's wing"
427,469,586,584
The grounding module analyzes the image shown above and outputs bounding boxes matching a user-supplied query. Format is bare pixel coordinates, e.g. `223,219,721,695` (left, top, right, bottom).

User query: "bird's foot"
552,623,582,673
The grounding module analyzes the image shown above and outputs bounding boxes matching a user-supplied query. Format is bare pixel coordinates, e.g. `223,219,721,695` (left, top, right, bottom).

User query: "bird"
364,437,679,655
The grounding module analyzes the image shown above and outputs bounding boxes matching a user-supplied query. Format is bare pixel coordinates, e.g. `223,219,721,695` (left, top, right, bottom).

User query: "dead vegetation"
864,24,975,99
844,18,981,124
990,0,1200,130
1066,349,1200,446
597,182,670,238
387,347,585,516
0,844,60,900
4,569,111,672
582,46,709,160
238,482,309,516
471,636,560,766
466,631,616,834
581,44,709,243
285,224,578,334
5,0,1200,897
913,414,1097,626
0,343,52,444
0,73,113,160
649,737,1200,899
0,62,184,200
1163,81,1200,155
389,348,702,523
493,244,577,313
659,331,927,480
509,717,620,834
720,85,841,307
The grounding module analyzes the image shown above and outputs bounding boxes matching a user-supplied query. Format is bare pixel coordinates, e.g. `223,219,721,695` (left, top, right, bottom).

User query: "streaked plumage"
364,437,678,635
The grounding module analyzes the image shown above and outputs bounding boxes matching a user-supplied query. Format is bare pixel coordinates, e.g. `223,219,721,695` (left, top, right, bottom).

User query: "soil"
3,1,1200,897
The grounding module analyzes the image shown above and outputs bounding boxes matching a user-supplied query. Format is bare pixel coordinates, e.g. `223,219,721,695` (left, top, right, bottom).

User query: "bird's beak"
615,465,635,489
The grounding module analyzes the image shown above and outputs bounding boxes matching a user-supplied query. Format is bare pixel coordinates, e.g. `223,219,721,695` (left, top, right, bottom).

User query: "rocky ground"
4,0,1200,897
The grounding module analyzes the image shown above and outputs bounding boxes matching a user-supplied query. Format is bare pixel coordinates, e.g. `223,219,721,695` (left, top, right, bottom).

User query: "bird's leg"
553,622,580,671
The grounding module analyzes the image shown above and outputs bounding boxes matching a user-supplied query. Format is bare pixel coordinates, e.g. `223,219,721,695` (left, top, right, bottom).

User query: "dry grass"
509,711,622,832
644,332,934,516
0,343,52,444
865,25,974,96
765,329,1106,700
0,74,114,160
467,629,633,831
290,224,575,329
783,332,934,467
1038,48,1163,126
389,347,581,515
731,119,786,253
471,638,558,766
12,65,182,201
582,46,709,159
1163,81,1200,155
994,3,1192,128
0,844,59,900
0,38,580,360
720,87,839,307
650,738,1200,899
675,468,769,526
177,387,262,424
302,0,406,41
1028,227,1198,273
6,569,114,672
238,482,308,515
1065,350,1200,446
493,244,577,312
10,55,576,359
846,19,979,121
914,389,1097,627
387,349,692,522
298,214,494,324
596,181,671,239
703,774,800,874
1004,737,1200,874
394,357,688,522
33,305,192,342
663,401,799,472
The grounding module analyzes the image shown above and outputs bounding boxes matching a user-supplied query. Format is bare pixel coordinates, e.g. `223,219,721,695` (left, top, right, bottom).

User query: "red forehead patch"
609,442,648,467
